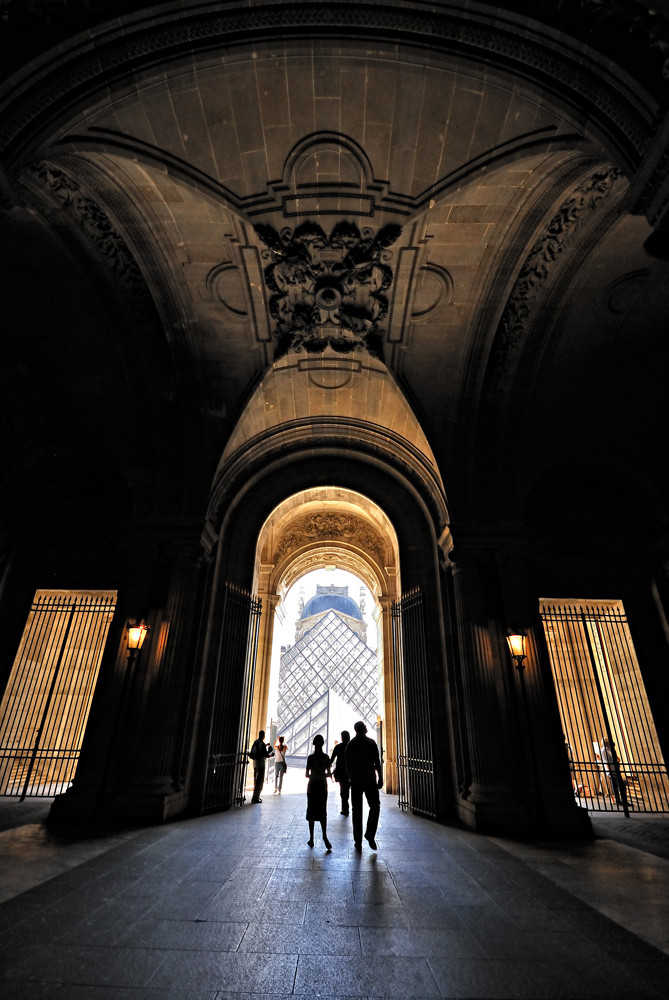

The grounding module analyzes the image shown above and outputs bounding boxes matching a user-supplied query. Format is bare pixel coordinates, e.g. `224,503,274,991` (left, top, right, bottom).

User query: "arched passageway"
195,346,453,820
6,1,668,841
251,488,400,793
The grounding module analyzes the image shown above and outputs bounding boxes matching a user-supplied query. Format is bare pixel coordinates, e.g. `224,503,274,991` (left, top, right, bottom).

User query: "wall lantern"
506,630,527,671
126,620,150,657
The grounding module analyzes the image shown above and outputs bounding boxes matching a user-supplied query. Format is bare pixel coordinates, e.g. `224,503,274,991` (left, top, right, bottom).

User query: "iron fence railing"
0,591,115,798
202,583,261,813
541,600,669,815
392,588,436,819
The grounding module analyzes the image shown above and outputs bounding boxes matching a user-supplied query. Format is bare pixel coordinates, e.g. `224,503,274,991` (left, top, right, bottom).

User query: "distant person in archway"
249,730,274,803
274,735,288,794
600,736,626,806
345,720,383,850
305,734,332,850
330,729,351,816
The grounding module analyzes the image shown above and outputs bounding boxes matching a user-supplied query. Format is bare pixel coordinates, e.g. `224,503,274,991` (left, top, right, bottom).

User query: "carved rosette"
275,512,386,562
255,220,402,359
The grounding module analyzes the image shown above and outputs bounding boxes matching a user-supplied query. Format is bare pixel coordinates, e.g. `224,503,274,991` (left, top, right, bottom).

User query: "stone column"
117,540,205,823
495,544,591,836
48,538,160,828
378,595,397,793
251,564,278,740
448,540,526,833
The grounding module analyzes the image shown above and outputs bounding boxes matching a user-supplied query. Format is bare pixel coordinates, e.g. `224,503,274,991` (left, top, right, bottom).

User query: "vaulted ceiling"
1,1,668,552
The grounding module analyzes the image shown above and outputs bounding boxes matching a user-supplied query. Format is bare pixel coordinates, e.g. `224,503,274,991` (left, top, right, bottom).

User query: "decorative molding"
0,3,655,168
207,416,450,540
602,269,650,316
255,220,402,359
626,109,669,228
205,262,248,318
411,264,454,320
488,165,623,396
20,160,150,303
275,512,386,562
1,0,669,99
252,131,411,221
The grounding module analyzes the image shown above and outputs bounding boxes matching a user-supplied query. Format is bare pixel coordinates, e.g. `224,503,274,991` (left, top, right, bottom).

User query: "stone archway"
200,344,453,815
251,488,402,792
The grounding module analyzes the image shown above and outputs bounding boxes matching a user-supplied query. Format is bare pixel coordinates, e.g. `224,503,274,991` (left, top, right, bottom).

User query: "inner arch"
251,486,402,792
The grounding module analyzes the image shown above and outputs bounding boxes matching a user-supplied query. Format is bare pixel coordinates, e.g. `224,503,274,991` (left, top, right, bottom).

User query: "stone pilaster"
117,542,205,823
448,542,524,832
251,590,279,739
495,545,591,836
448,529,590,836
378,595,397,793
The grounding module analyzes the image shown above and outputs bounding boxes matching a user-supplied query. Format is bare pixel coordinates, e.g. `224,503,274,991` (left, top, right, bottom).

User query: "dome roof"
301,590,362,621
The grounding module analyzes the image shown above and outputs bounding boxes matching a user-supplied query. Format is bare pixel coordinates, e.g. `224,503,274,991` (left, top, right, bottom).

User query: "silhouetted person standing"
600,735,626,806
249,730,274,803
274,735,288,794
305,734,332,850
345,720,382,850
330,729,351,816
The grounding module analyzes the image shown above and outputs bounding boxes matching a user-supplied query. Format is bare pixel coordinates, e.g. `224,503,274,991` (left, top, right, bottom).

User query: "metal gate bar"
202,583,261,813
0,591,116,797
391,588,436,818
540,601,669,813
235,590,262,807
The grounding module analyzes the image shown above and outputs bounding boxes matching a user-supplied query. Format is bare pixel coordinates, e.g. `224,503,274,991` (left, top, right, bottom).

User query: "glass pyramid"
277,608,378,759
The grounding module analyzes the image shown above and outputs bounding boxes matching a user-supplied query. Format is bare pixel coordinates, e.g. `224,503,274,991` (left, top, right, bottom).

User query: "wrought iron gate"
0,590,116,798
391,587,436,818
541,600,669,814
202,583,262,813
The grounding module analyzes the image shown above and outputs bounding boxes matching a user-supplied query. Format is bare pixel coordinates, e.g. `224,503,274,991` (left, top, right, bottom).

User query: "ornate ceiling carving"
487,165,623,398
21,161,150,304
255,221,402,359
274,511,386,563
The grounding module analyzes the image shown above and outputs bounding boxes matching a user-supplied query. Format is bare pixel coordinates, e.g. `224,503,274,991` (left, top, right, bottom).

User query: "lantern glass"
506,632,526,660
127,621,149,650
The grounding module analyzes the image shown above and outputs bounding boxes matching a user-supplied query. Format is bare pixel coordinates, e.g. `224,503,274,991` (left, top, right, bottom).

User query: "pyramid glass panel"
277,609,378,758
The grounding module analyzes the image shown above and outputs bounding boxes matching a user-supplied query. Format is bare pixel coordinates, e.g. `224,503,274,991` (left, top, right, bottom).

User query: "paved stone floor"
1,778,668,999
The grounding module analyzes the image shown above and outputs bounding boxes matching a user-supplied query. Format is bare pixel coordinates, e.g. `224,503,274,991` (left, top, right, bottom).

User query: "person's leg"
252,764,264,802
274,762,280,792
364,783,380,846
350,782,363,846
321,819,332,850
307,820,315,847
278,763,285,792
340,778,350,816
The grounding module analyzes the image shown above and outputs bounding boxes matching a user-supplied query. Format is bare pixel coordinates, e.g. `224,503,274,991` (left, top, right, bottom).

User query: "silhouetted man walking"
249,730,273,803
345,720,383,850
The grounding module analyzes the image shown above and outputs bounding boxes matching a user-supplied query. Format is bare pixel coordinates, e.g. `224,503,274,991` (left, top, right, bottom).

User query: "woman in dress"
305,734,332,849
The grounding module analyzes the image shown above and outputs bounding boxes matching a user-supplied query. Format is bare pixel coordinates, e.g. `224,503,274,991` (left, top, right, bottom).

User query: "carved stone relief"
21,161,150,304
488,166,623,395
255,220,402,359
275,512,386,563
